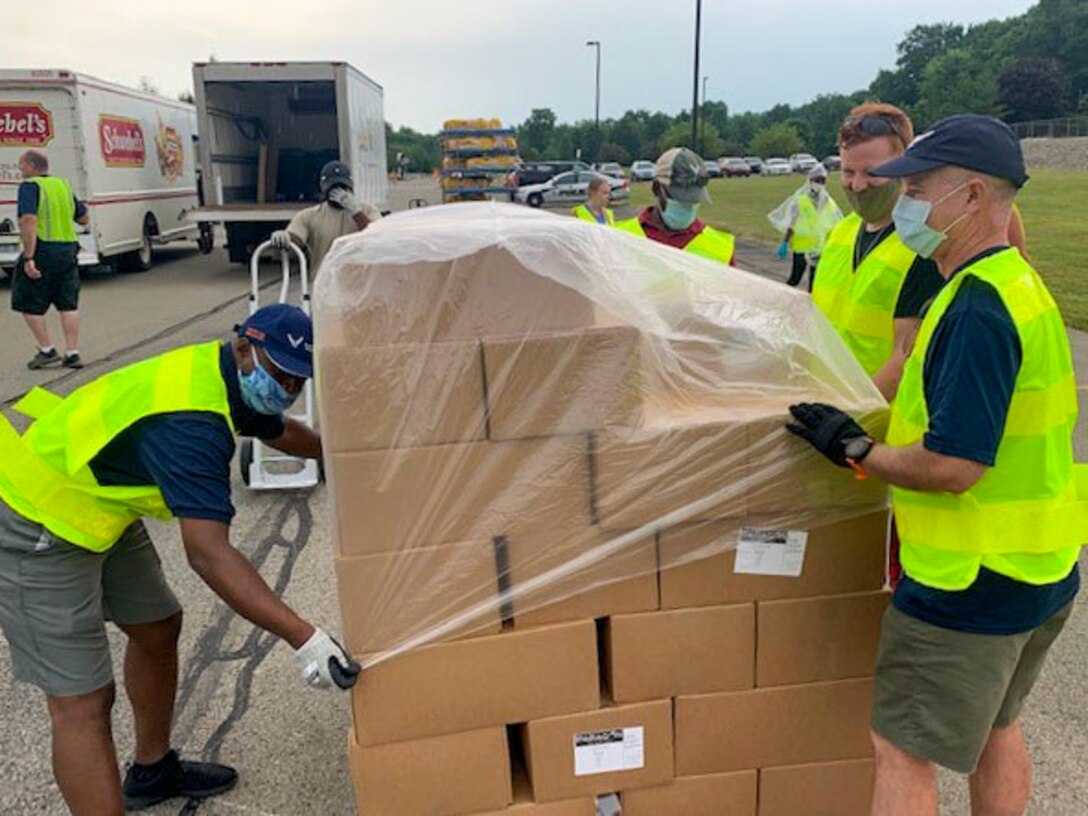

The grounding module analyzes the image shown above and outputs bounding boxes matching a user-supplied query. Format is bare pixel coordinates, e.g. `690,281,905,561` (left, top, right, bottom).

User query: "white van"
0,69,204,276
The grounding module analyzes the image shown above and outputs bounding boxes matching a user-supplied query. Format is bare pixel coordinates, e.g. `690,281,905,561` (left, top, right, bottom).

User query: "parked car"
789,153,819,173
721,157,752,177
823,154,842,171
763,157,791,176
596,162,625,179
703,158,722,178
514,160,591,186
744,156,764,174
515,171,629,208
629,160,656,181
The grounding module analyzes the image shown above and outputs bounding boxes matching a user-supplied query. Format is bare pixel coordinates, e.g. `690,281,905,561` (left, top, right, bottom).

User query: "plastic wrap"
314,203,888,667
767,184,844,256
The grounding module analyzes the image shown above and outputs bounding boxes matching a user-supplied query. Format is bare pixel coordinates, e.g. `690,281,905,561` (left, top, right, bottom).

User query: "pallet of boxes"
440,118,519,203
314,202,892,816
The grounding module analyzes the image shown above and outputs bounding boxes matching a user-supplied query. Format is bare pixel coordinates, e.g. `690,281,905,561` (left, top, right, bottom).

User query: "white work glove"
327,186,363,215
270,230,293,250
295,627,361,690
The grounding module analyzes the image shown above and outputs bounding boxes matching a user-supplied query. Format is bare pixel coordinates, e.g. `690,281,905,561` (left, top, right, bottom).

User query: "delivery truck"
0,69,204,277
185,61,388,263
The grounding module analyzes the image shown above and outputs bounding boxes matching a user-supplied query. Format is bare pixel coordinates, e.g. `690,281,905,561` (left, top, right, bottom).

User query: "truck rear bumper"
0,235,100,269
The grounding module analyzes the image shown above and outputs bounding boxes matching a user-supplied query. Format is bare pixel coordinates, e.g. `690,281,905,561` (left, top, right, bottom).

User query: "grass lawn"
628,168,1088,330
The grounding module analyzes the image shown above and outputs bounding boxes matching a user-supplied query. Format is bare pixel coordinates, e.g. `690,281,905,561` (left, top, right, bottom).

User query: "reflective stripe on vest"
0,343,234,551
811,213,916,375
789,195,822,253
572,204,615,225
615,217,735,265
886,248,1087,590
29,176,78,243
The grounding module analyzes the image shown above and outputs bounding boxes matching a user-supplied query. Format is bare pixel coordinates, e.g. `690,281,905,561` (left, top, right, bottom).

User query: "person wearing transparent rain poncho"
770,162,842,291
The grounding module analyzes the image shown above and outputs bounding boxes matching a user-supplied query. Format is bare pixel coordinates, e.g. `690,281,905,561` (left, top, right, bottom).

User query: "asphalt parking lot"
1,178,1086,814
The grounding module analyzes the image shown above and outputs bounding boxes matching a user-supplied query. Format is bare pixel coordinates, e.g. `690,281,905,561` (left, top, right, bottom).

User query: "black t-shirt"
854,223,945,319
892,248,1079,634
89,344,286,524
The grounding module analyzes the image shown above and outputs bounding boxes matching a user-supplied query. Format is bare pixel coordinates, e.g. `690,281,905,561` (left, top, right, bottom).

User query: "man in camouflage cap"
616,147,736,265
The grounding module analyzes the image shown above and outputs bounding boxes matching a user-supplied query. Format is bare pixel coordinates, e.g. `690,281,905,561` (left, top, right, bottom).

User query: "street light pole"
586,40,601,161
701,76,709,154
691,0,702,150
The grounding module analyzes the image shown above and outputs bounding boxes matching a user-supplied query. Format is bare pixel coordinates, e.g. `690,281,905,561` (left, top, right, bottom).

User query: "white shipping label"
734,528,809,577
573,726,645,777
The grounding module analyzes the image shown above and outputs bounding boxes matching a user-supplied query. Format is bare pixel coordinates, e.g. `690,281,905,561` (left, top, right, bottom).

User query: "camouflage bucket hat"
655,147,711,203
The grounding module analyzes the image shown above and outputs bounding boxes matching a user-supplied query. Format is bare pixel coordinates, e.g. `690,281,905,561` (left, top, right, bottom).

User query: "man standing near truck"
0,304,358,815
271,160,381,275
14,150,89,370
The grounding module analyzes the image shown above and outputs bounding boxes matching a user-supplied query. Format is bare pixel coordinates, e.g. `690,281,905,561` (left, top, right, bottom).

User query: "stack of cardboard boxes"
317,238,890,815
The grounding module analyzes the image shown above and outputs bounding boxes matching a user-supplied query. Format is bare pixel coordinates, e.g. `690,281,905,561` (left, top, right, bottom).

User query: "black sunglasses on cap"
843,114,908,145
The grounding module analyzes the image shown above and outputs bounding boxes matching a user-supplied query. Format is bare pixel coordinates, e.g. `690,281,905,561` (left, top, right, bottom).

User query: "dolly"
238,240,320,490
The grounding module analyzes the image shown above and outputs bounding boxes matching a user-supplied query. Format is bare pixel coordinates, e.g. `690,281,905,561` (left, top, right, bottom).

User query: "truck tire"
197,224,214,254
123,220,155,273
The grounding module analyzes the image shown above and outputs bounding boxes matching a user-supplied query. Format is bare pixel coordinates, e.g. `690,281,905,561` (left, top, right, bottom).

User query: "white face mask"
892,182,969,258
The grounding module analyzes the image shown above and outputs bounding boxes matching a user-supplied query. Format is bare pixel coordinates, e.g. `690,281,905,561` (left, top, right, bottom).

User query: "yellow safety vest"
28,176,78,243
572,204,615,226
887,248,1087,590
812,214,916,375
616,216,736,265
0,343,234,552
789,194,837,254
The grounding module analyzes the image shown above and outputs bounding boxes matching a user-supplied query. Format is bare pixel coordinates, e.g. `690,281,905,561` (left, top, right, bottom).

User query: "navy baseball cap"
236,304,313,379
871,114,1029,188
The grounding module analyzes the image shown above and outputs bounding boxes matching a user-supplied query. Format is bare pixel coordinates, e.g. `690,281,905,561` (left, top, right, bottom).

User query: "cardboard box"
522,699,674,802
348,727,512,816
593,411,749,530
622,771,757,816
466,767,596,816
317,342,487,453
757,591,889,687
316,246,600,347
335,541,502,654
483,325,642,441
605,606,755,703
759,759,875,816
745,411,889,514
352,621,599,746
675,678,874,774
506,527,658,629
659,511,888,608
330,435,593,555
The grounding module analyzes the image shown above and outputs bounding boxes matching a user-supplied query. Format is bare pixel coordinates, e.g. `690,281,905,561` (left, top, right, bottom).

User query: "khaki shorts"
0,499,181,697
872,602,1073,773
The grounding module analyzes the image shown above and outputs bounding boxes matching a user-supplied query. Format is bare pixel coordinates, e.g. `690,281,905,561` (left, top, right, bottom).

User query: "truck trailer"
186,61,388,264
0,69,204,275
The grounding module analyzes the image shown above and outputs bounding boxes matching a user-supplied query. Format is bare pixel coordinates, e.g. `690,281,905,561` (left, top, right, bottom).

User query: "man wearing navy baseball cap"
0,303,357,814
785,114,1085,814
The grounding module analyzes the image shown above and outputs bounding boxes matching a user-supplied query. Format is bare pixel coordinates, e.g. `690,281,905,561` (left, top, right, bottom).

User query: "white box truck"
186,61,388,263
0,69,204,276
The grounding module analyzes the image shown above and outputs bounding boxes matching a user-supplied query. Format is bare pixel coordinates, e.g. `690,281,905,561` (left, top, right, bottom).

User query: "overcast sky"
8,0,1034,131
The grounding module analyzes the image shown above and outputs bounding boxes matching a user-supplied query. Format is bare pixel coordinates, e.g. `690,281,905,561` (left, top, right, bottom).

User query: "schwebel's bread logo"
0,103,54,147
99,115,146,168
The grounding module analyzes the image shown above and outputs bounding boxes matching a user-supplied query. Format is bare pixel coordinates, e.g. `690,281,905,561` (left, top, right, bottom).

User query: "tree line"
387,0,1087,171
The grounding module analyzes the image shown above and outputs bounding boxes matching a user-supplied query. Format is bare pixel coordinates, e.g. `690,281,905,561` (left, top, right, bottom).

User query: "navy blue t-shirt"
17,178,88,251
893,247,1080,634
89,344,286,524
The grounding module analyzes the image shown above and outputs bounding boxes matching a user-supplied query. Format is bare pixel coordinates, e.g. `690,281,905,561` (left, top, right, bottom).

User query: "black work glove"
786,403,867,468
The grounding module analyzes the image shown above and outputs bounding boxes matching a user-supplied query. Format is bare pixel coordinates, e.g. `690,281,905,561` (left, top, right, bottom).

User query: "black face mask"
843,181,901,223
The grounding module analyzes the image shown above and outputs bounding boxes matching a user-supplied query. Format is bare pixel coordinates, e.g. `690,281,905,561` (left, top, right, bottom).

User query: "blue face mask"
892,183,968,259
238,356,297,415
661,198,699,230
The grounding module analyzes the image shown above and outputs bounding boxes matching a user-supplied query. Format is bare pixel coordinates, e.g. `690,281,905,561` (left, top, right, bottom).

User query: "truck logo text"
0,103,54,147
99,115,146,168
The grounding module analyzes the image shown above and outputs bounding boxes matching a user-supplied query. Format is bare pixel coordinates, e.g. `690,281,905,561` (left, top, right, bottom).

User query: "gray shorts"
0,499,181,697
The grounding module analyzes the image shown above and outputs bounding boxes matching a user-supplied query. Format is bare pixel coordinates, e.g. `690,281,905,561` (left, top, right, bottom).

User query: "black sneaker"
27,348,60,370
62,352,84,369
122,749,238,811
